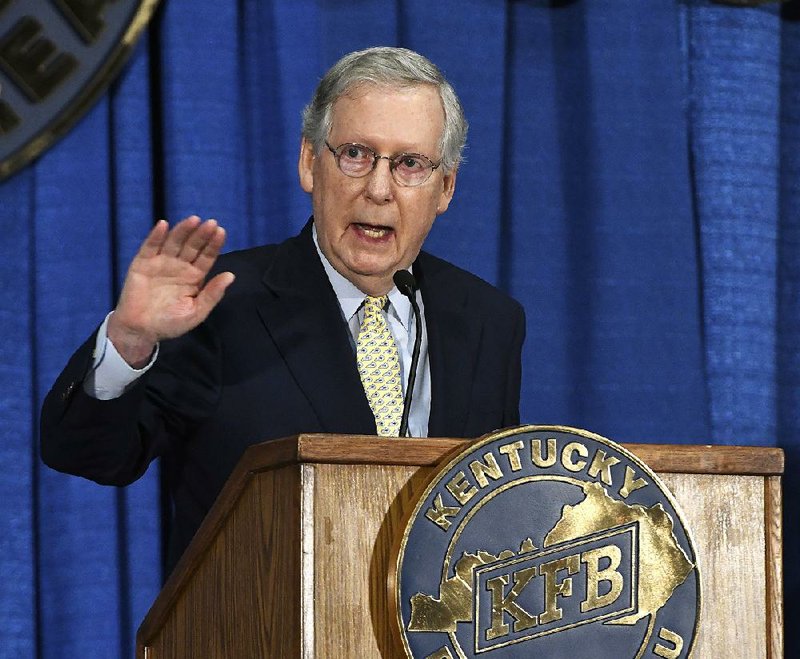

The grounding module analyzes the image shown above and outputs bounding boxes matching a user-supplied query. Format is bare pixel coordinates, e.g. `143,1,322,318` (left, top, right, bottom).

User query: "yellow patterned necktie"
356,295,404,437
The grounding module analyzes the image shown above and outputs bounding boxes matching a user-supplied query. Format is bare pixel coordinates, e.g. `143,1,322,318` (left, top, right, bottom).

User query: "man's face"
298,84,457,296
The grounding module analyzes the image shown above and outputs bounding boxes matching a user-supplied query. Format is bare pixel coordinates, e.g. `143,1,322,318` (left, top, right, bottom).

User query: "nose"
364,156,394,204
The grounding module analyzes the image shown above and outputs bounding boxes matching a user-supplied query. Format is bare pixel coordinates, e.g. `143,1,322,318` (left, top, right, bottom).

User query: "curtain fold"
1,169,36,657
508,1,710,441
687,2,781,446
0,1,797,655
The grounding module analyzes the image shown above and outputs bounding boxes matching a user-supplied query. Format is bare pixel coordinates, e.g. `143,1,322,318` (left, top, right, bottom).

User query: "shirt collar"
312,223,413,329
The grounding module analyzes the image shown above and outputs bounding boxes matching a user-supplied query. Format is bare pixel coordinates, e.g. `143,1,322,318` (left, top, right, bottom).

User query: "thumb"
194,271,236,321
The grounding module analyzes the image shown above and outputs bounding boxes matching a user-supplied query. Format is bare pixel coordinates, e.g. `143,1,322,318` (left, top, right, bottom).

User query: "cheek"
324,173,362,205
313,176,353,224
404,195,441,236
403,216,437,255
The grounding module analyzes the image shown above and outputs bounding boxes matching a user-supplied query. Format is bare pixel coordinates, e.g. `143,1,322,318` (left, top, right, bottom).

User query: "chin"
347,256,396,277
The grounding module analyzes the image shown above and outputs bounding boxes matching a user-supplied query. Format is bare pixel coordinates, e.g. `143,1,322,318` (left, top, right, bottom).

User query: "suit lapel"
416,254,483,438
254,223,377,435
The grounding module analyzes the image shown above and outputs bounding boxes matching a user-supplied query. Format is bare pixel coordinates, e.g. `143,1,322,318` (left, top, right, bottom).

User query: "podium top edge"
241,434,785,476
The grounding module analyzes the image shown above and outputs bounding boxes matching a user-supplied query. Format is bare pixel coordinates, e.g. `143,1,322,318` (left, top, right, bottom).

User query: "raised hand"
107,216,235,367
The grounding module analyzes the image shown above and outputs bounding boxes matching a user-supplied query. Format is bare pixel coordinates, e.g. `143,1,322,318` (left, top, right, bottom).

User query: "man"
41,47,525,569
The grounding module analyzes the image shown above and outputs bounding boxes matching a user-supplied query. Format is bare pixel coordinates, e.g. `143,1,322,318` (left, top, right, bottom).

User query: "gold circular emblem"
392,425,700,658
0,0,160,180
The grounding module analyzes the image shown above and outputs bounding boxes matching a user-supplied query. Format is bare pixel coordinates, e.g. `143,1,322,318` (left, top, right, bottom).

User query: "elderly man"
41,47,525,569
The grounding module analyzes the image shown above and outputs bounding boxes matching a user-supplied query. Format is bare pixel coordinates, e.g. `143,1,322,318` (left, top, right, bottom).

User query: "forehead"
328,83,445,152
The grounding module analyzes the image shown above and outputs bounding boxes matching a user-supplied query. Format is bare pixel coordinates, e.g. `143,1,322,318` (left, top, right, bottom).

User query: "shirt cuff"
83,312,159,400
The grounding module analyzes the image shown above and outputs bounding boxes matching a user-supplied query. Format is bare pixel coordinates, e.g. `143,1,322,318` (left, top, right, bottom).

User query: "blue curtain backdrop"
1,0,797,655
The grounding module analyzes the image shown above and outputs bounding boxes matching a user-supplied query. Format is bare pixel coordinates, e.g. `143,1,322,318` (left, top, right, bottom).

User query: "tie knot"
364,295,388,316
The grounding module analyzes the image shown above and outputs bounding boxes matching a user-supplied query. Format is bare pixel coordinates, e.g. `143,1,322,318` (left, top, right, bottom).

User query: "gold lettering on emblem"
538,554,580,624
498,440,524,471
531,438,557,467
544,483,693,627
561,441,589,472
425,493,460,531
619,465,648,498
425,648,454,659
653,627,684,658
485,567,538,640
0,99,21,134
54,0,116,45
580,545,623,613
0,17,78,102
469,451,503,487
587,449,621,486
446,471,478,505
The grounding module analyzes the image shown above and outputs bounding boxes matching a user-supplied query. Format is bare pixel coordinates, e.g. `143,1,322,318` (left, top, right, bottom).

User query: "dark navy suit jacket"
41,221,525,567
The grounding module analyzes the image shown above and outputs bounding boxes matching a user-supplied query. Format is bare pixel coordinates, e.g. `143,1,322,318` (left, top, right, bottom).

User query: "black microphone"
393,270,422,438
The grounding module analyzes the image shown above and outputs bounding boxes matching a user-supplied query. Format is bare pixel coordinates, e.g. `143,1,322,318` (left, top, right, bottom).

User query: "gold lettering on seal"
425,494,460,531
0,99,21,134
588,449,621,486
481,541,626,642
653,627,684,658
531,438,557,467
619,465,648,498
485,567,538,640
580,545,623,613
425,648,454,659
469,451,504,488
498,439,524,471
538,554,580,624
0,17,78,102
54,0,117,45
562,441,589,472
446,471,477,505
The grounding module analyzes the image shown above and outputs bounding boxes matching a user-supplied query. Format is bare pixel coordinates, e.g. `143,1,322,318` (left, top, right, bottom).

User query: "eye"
341,144,371,162
396,155,425,172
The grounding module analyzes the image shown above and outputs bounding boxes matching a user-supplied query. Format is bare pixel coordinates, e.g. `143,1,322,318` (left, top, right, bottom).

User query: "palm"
123,252,213,337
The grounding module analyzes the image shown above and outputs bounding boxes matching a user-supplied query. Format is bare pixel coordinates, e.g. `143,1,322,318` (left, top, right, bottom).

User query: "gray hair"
302,47,467,173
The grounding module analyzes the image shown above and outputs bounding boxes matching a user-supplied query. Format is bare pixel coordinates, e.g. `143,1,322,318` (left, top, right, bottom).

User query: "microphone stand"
393,270,422,437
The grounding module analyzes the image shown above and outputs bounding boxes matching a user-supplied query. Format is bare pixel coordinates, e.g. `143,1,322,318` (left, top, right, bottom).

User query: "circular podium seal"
0,1,160,180
392,426,700,658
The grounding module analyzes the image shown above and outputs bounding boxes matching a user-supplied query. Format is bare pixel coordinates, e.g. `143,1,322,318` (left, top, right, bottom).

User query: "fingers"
177,219,225,265
194,271,236,321
137,219,170,258
165,216,225,267
137,216,226,269
160,215,203,257
192,224,227,273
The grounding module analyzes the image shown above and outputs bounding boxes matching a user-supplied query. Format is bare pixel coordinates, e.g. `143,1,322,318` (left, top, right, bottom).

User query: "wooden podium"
136,434,784,658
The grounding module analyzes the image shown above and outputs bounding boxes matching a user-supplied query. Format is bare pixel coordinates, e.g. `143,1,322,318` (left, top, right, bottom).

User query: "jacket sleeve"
40,319,221,486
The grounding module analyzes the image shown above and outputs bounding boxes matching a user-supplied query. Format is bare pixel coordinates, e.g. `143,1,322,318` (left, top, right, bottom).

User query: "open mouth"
353,223,393,240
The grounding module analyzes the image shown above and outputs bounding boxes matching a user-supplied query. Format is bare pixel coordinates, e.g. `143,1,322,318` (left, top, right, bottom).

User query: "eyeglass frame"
324,141,442,187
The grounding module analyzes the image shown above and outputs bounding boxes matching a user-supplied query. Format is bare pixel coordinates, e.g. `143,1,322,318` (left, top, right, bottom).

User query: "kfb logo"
393,426,700,658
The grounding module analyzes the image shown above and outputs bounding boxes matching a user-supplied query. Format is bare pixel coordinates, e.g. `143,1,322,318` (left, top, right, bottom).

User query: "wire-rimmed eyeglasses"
325,141,441,187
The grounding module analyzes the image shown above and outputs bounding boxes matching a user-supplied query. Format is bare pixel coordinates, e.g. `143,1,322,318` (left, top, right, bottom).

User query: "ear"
298,137,315,193
436,168,457,215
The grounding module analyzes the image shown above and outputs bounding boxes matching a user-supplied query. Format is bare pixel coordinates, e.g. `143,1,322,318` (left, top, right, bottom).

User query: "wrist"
107,312,158,368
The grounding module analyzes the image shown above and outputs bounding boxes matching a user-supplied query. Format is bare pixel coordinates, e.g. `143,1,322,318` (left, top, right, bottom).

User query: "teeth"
359,225,389,238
